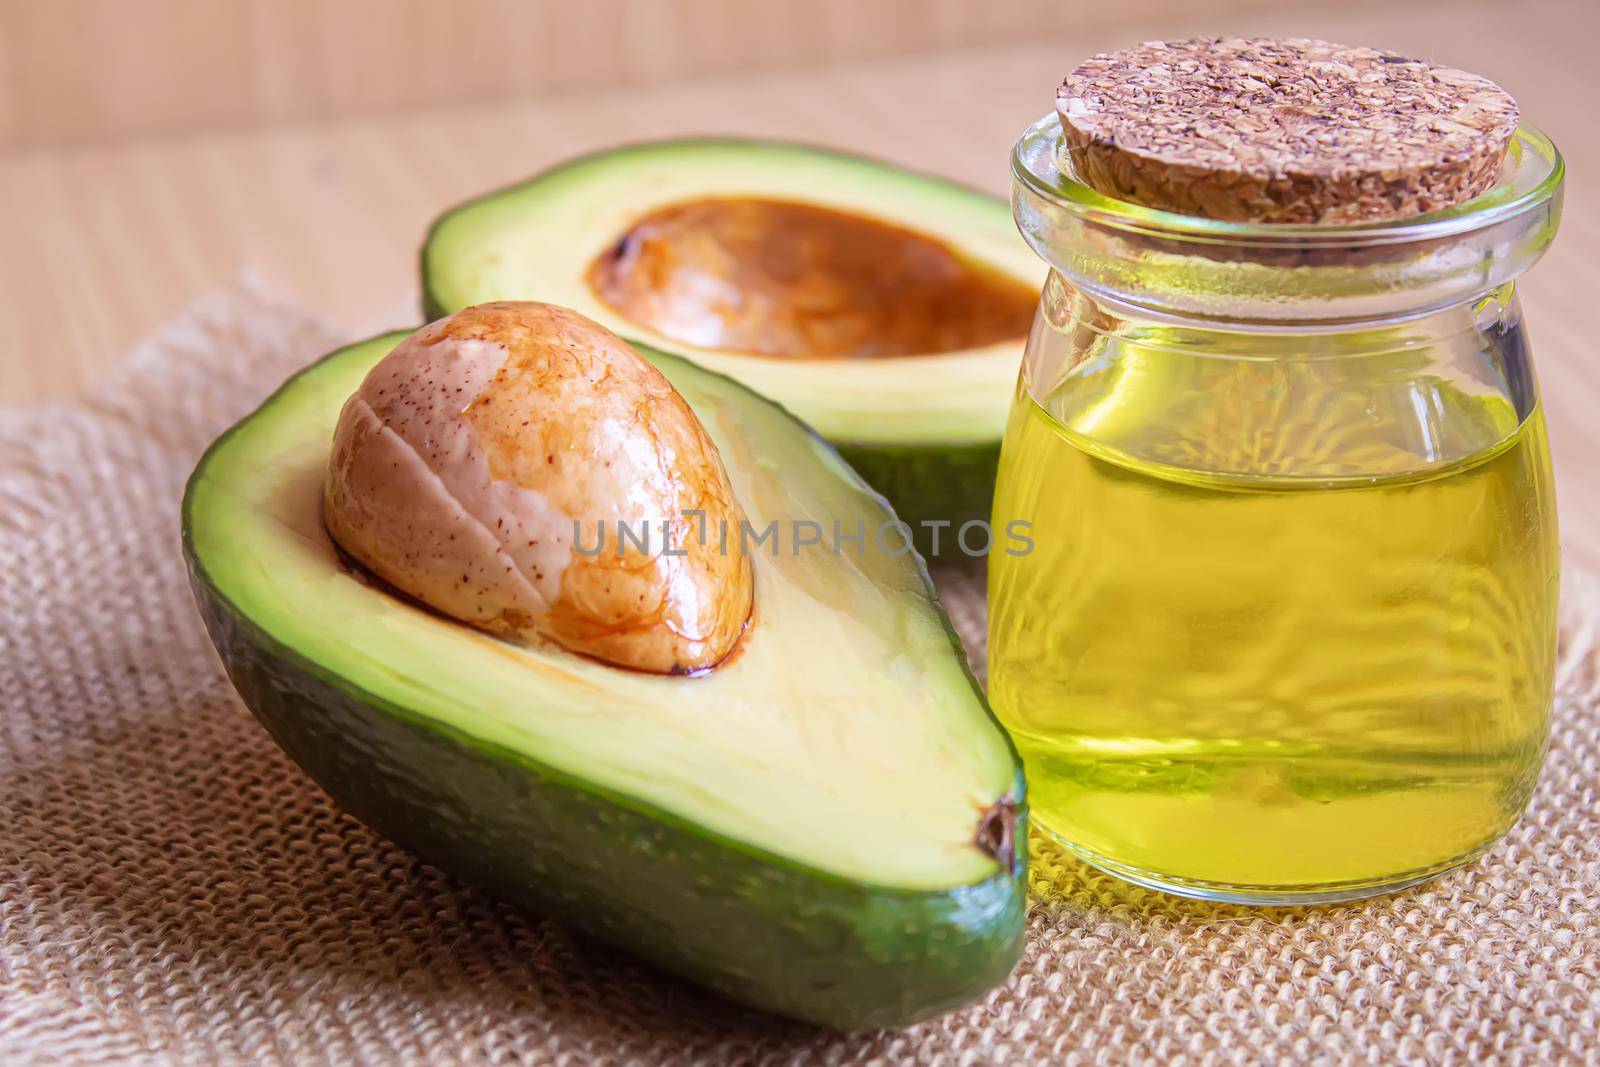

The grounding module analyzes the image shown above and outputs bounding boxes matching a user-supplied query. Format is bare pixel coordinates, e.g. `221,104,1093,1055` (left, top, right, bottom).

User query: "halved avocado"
419,140,1044,552
182,331,1027,1030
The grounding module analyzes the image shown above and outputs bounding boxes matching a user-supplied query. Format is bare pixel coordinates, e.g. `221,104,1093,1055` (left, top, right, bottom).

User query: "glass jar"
990,113,1566,904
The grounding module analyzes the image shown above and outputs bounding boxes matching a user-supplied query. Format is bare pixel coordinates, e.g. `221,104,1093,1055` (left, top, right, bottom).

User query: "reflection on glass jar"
989,115,1566,904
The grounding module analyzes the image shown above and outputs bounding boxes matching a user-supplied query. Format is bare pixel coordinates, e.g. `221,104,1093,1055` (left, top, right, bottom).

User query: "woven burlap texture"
1,285,1597,1066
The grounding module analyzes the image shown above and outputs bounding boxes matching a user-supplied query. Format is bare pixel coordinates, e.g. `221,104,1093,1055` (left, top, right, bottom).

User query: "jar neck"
1033,270,1532,360
1011,115,1565,327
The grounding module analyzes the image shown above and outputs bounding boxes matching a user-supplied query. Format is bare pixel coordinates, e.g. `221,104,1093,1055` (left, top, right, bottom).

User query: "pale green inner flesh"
188,335,1016,888
423,140,1044,446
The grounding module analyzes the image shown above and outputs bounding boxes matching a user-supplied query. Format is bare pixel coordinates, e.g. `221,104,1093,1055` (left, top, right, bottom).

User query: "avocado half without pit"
182,301,1027,1030
420,140,1043,554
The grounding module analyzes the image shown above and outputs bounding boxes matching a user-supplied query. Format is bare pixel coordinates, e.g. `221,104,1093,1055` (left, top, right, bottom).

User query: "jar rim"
1011,112,1564,249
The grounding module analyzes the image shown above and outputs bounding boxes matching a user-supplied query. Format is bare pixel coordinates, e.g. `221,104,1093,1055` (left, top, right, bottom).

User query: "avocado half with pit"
420,139,1042,551
182,329,1027,1030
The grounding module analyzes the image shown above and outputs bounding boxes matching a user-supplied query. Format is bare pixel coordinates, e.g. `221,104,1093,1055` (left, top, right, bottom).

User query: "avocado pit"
586,196,1037,359
323,301,753,674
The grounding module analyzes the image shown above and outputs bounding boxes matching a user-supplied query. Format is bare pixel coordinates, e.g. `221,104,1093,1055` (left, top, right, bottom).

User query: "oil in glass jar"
990,38,1566,902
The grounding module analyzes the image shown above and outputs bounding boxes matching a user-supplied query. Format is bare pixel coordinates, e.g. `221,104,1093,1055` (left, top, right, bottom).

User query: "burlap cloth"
2,284,1598,1066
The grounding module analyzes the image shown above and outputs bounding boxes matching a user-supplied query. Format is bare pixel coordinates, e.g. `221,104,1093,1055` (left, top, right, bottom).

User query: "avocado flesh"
182,332,1027,1029
420,140,1044,549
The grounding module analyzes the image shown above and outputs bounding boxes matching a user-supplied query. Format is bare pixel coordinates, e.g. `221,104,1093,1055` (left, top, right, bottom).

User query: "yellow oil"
988,316,1559,899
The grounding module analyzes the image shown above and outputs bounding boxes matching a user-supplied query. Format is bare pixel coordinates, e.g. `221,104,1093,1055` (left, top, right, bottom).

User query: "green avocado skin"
834,441,1001,561
186,563,1027,1031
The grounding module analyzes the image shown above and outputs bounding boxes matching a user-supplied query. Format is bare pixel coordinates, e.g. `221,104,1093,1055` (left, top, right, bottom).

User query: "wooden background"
0,0,1309,146
2,0,1597,564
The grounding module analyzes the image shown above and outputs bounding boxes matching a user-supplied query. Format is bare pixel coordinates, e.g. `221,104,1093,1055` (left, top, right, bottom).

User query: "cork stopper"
1055,37,1519,224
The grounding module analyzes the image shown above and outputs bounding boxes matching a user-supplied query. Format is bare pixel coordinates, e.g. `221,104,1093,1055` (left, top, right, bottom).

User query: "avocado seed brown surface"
586,197,1036,359
324,302,753,673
